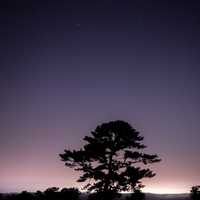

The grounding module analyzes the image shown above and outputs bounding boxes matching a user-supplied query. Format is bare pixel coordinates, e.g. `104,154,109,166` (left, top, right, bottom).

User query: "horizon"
0,190,190,195
0,183,191,194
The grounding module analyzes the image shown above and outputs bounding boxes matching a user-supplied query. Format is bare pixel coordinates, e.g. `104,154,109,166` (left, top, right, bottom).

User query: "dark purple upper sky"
0,0,200,194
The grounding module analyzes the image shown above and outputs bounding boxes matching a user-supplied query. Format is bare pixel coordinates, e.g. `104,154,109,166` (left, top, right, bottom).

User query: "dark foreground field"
126,193,189,200
1,193,190,200
80,193,190,200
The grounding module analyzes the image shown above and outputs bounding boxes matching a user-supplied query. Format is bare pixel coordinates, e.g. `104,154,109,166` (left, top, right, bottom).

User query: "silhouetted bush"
191,186,200,200
18,191,34,200
4,193,32,200
60,188,80,200
44,187,59,200
126,190,145,200
35,191,44,200
88,191,121,200
2,187,81,200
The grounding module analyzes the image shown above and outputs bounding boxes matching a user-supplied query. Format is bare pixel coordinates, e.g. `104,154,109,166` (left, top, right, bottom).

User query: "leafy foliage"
60,120,161,199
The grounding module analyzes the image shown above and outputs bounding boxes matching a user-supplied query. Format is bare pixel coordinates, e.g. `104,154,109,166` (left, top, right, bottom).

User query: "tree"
191,186,200,200
60,120,161,199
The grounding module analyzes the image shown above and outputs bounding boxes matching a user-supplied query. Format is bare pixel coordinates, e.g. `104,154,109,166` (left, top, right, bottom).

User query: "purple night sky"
0,0,200,194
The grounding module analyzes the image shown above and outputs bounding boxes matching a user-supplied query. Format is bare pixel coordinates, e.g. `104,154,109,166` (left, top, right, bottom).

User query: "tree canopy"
60,120,161,199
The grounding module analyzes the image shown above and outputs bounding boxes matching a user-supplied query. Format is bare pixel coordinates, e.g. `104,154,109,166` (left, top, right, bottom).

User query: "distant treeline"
0,187,81,200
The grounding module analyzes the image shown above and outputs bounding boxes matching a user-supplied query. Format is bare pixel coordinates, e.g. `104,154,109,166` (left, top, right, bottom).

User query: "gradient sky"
0,0,200,194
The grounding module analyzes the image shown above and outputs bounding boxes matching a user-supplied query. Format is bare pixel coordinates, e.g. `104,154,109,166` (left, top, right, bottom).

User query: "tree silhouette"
60,120,161,199
191,186,200,200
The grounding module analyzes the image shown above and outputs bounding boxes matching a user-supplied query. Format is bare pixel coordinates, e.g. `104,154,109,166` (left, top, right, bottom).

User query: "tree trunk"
103,152,113,195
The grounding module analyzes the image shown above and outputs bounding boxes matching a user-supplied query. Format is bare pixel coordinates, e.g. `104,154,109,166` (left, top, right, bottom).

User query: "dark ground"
80,193,190,200
1,192,190,200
